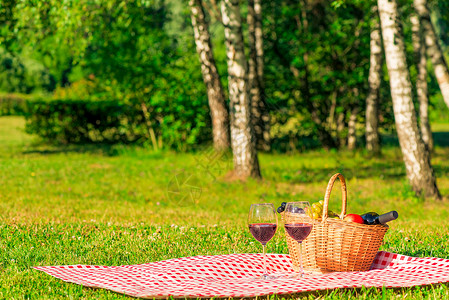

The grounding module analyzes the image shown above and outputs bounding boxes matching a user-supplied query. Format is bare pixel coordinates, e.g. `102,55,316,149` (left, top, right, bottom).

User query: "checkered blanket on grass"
34,251,449,298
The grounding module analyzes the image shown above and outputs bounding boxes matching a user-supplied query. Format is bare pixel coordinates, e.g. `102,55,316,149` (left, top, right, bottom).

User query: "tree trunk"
247,0,270,151
378,0,440,199
414,0,449,109
366,6,382,155
411,13,433,152
337,112,346,148
221,0,261,178
189,0,230,150
347,106,358,150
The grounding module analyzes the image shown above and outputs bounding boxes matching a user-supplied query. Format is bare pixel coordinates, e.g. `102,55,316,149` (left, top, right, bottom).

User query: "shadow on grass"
434,132,449,147
382,131,449,148
272,283,449,299
22,143,126,157
83,283,449,299
271,145,449,183
274,162,407,184
20,132,449,182
279,160,449,184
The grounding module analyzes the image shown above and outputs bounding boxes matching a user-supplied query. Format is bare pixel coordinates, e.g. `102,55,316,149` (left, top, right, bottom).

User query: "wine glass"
284,201,313,278
248,203,278,280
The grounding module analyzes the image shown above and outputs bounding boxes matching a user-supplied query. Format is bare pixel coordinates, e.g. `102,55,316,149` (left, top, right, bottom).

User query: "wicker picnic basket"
285,173,388,273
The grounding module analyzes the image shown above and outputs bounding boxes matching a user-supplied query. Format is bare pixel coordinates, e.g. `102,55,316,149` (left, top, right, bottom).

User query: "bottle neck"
378,211,398,224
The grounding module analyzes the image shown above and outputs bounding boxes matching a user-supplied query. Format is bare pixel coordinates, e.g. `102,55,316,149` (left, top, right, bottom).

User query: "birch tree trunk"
347,106,358,150
189,0,230,150
366,6,382,155
414,0,449,109
221,0,261,178
248,0,270,151
378,0,440,199
411,13,433,152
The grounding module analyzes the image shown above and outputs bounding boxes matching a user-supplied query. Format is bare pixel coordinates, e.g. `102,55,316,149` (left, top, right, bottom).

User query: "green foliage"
0,50,26,93
430,0,449,47
0,0,18,51
0,93,28,116
10,0,213,150
2,0,448,151
24,96,211,149
79,0,174,95
0,49,55,93
24,99,144,144
262,0,394,149
52,77,109,100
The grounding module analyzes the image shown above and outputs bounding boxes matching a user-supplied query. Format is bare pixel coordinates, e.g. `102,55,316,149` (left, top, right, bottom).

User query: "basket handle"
321,173,347,222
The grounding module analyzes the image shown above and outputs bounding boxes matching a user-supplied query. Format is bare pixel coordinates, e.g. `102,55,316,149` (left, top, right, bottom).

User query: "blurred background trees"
0,0,448,193
365,5,382,155
378,0,440,198
189,0,229,150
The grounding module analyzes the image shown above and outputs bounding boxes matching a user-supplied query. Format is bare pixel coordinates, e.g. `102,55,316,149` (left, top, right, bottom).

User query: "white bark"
378,0,440,199
189,0,230,150
254,0,263,88
221,0,261,178
248,0,270,151
414,0,449,109
366,6,382,155
411,14,433,152
347,107,358,150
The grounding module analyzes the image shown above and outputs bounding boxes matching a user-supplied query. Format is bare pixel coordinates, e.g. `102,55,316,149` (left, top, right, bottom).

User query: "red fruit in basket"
343,214,364,224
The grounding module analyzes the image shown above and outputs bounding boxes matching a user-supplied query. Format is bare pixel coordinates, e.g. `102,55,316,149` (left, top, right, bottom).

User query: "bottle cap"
378,211,398,224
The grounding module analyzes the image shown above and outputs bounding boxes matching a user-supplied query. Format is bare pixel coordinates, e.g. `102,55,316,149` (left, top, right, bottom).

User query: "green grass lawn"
1,116,449,299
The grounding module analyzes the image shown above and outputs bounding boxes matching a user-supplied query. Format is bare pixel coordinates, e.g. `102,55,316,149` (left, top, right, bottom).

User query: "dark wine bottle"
277,202,287,213
361,211,398,225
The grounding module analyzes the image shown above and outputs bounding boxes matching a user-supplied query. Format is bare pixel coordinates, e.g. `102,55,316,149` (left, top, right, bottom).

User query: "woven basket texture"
285,173,388,273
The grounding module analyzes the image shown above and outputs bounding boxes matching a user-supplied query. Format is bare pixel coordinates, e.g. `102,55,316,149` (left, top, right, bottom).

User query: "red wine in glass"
284,223,312,242
249,223,277,245
248,203,278,280
284,202,313,278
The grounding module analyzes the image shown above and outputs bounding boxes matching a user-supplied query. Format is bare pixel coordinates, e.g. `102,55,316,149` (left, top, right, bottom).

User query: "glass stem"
299,241,303,277
262,244,268,276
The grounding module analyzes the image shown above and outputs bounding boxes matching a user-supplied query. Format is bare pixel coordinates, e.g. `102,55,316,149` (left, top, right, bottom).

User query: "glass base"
285,272,304,278
257,274,279,280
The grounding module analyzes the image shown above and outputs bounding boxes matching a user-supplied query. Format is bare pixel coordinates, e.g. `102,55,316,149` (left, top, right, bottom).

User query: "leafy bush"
52,78,98,100
0,93,28,116
24,98,211,149
0,49,55,94
25,99,142,144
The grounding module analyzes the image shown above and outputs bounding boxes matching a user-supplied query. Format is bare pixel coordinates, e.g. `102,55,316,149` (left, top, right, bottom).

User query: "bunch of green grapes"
307,200,340,220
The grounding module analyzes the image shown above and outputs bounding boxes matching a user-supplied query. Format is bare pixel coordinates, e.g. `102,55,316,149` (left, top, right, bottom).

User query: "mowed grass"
1,116,449,299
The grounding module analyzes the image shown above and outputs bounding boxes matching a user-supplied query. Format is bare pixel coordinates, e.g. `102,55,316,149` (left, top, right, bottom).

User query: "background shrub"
0,93,28,116
0,50,55,94
24,98,212,149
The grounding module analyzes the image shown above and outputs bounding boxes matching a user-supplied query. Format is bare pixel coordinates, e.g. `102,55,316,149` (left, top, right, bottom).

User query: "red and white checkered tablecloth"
34,251,449,299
